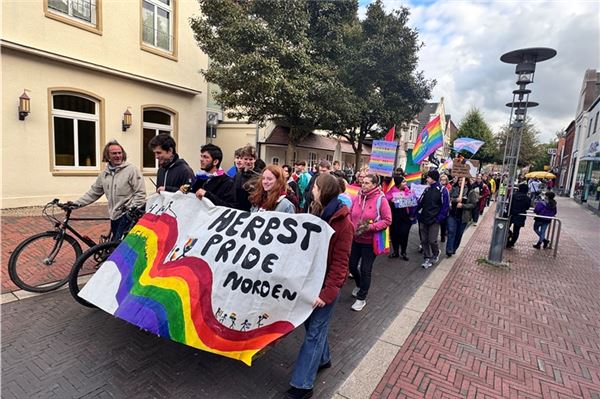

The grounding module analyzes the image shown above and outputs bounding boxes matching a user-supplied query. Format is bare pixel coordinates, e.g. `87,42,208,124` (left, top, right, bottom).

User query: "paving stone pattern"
2,218,438,398
373,197,600,399
1,205,109,293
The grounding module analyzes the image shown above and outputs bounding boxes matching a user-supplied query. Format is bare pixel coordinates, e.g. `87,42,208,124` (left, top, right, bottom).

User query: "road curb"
332,208,491,399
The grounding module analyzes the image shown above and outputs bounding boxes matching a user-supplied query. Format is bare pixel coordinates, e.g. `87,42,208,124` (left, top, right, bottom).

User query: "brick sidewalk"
373,198,600,398
1,204,109,293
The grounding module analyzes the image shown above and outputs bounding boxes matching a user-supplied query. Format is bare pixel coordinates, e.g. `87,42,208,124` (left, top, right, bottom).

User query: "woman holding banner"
348,174,392,312
249,165,296,214
286,174,353,399
385,174,416,261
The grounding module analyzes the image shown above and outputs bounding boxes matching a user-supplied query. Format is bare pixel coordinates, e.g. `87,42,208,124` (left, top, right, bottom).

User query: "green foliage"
495,118,542,167
191,0,433,166
329,0,435,166
190,0,357,144
454,108,496,164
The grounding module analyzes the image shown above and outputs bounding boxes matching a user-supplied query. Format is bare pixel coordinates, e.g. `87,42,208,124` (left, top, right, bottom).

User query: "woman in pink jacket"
348,174,392,312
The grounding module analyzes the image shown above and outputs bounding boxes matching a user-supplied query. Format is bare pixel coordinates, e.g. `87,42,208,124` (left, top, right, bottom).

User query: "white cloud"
372,0,600,142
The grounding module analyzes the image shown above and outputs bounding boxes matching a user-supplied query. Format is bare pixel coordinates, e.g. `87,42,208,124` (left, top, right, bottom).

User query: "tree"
454,108,496,164
328,1,435,167
495,118,541,167
190,0,357,159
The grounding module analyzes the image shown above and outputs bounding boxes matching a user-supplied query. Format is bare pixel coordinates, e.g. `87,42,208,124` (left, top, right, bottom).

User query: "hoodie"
349,187,392,244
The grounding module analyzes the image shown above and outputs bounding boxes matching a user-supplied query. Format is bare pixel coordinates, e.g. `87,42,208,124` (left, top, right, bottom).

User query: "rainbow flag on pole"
404,172,421,183
413,115,443,164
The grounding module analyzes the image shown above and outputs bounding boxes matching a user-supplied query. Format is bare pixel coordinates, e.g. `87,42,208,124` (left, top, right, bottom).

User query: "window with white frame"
142,0,173,52
595,111,599,134
272,157,279,165
52,93,100,169
47,0,97,26
308,152,317,168
143,108,173,168
292,151,297,165
326,154,333,162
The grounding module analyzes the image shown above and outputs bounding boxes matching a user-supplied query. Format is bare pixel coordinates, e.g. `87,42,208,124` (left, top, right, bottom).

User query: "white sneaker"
431,253,440,264
351,299,366,311
421,259,432,269
351,287,360,298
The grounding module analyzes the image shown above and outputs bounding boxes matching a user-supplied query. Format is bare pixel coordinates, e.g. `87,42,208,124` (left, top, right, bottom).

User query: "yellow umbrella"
525,171,556,179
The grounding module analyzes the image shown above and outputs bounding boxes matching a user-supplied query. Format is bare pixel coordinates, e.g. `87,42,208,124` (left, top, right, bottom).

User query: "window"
308,152,317,169
142,0,173,53
326,154,333,162
292,151,297,165
46,0,100,32
272,157,279,165
588,117,594,138
595,111,599,134
51,93,100,169
143,108,173,168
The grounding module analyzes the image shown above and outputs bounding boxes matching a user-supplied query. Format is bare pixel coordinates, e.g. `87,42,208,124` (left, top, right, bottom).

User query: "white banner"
80,192,334,365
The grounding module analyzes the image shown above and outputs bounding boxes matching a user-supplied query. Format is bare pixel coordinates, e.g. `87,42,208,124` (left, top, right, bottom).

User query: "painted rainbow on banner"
104,212,293,365
413,115,443,164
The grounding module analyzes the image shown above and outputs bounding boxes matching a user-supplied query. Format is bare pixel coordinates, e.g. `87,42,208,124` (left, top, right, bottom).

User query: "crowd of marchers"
64,135,558,399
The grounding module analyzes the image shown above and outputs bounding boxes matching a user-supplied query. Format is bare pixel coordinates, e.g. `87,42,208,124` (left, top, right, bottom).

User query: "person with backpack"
532,191,557,249
348,174,391,312
416,170,449,269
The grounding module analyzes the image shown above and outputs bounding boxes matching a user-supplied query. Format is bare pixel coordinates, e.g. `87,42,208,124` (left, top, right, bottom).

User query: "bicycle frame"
52,206,110,249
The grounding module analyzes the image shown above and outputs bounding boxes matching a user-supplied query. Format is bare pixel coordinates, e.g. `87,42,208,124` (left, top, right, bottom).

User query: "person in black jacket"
190,144,235,207
149,133,194,193
233,145,261,211
506,183,530,248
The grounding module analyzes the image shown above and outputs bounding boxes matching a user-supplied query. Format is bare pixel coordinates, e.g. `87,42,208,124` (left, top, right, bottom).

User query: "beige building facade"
2,0,209,208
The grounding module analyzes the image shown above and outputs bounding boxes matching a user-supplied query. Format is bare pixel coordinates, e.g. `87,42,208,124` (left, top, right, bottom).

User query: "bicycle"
8,199,110,293
69,205,145,308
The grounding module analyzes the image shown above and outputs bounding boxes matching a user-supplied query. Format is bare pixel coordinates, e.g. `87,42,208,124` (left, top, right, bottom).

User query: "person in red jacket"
348,174,392,312
286,174,354,399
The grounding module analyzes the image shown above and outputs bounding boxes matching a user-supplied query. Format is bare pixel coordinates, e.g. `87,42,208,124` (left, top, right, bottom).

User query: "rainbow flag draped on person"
413,115,443,164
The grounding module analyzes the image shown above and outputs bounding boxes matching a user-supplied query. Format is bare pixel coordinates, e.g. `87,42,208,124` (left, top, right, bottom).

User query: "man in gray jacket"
71,140,146,240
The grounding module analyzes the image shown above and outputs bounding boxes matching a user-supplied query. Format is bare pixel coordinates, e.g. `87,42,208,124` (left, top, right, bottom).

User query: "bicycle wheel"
8,231,82,293
69,241,120,308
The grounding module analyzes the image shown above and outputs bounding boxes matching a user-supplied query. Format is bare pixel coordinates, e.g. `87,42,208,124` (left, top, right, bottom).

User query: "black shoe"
285,387,313,399
440,236,446,243
533,243,541,249
388,252,399,259
446,252,452,258
401,253,409,261
543,239,550,249
318,361,331,372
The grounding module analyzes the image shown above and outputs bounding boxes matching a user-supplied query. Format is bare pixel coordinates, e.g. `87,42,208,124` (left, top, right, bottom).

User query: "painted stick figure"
257,313,269,327
215,307,223,319
229,312,237,328
219,313,228,323
240,319,251,331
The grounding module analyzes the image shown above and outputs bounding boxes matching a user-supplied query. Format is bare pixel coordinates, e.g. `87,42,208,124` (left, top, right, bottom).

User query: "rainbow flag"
373,227,390,255
413,115,443,164
345,184,360,199
404,172,421,183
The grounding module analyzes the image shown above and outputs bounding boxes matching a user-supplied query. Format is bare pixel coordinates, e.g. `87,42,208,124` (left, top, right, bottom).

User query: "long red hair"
249,164,288,210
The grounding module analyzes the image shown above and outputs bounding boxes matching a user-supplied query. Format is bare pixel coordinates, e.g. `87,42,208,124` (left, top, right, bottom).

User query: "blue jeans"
290,294,340,389
110,214,130,241
445,216,465,254
533,220,550,244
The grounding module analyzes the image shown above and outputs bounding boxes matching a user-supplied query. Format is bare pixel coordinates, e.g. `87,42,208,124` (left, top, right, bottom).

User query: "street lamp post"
487,47,556,264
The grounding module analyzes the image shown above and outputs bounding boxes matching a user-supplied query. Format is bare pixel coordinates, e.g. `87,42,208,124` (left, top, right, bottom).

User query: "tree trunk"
286,142,296,165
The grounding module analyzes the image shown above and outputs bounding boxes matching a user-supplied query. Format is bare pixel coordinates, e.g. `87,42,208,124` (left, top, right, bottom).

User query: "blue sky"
358,0,600,142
